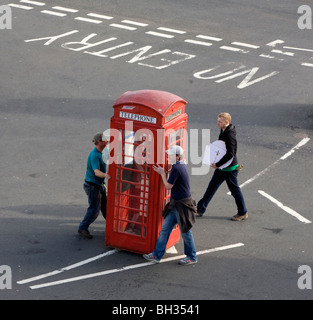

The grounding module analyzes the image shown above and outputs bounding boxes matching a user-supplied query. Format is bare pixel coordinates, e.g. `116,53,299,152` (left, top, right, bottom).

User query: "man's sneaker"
143,253,160,263
78,229,93,239
179,257,198,266
231,213,248,221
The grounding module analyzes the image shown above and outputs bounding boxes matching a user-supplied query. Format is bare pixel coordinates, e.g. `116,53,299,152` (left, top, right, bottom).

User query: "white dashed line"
196,35,223,42
110,23,137,31
231,42,260,49
145,31,175,39
157,27,186,34
271,49,294,57
74,17,103,24
301,63,313,68
184,39,213,47
8,3,33,9
283,46,313,53
87,13,114,20
41,10,67,17
52,6,79,13
20,0,45,5
220,45,249,53
122,20,148,27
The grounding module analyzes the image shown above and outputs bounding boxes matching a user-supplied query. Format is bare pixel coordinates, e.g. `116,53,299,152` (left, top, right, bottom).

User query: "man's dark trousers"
197,169,247,216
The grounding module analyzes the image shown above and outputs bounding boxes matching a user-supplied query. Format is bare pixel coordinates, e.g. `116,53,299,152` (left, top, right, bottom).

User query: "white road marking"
52,6,79,13
301,63,313,68
145,31,175,39
228,137,310,194
157,27,186,34
258,191,311,224
74,17,103,24
41,10,67,17
266,40,284,47
20,0,45,5
29,243,244,289
122,20,148,27
220,46,249,53
271,49,294,57
283,46,313,53
184,39,213,47
196,35,223,42
110,23,137,31
17,249,118,285
87,13,114,20
8,3,33,9
280,137,311,160
232,42,260,49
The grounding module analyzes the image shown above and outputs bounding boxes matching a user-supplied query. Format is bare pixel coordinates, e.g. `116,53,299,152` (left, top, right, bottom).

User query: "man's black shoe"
78,229,93,239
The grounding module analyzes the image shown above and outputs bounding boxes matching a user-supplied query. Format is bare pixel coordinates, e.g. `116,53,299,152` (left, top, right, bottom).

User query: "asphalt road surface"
1,0,313,302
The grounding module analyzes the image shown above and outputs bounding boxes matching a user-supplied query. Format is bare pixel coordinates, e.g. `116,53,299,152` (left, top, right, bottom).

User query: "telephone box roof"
112,90,187,117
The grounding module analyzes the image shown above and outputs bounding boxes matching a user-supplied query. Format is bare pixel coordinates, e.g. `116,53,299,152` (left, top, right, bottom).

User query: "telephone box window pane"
118,221,142,237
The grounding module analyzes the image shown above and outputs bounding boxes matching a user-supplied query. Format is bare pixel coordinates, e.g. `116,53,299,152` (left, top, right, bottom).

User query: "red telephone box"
105,90,188,254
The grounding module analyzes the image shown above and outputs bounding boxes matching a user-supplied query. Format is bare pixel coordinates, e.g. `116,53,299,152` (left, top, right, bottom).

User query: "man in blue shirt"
143,145,198,265
78,132,111,239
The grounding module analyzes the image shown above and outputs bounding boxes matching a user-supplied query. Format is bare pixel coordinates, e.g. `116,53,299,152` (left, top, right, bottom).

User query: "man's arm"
153,165,173,190
94,169,110,180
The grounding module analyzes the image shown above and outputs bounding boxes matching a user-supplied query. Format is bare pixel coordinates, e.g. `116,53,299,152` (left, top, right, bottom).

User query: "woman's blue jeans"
153,208,197,262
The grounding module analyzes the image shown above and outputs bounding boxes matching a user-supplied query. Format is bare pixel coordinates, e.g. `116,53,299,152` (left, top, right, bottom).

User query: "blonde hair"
218,112,231,124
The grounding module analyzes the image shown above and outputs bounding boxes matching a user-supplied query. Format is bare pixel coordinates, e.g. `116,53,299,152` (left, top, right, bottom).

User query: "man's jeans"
79,182,107,231
153,208,197,261
197,169,247,216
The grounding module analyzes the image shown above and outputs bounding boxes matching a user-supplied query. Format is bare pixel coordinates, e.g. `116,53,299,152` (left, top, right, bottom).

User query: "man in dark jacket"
197,113,248,221
143,145,198,265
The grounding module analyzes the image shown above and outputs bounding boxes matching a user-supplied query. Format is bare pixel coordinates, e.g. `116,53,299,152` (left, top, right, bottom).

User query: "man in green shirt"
197,113,248,221
78,132,111,239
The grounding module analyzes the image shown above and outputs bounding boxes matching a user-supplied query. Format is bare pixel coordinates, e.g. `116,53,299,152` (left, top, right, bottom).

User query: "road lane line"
258,191,311,224
196,35,223,42
75,17,103,24
301,63,313,68
120,20,148,27
231,42,260,49
228,137,310,194
8,3,33,9
41,10,67,17
110,23,137,31
87,13,114,20
145,31,175,39
20,0,45,5
17,249,118,285
157,27,186,34
184,39,213,47
29,243,244,289
52,6,79,13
